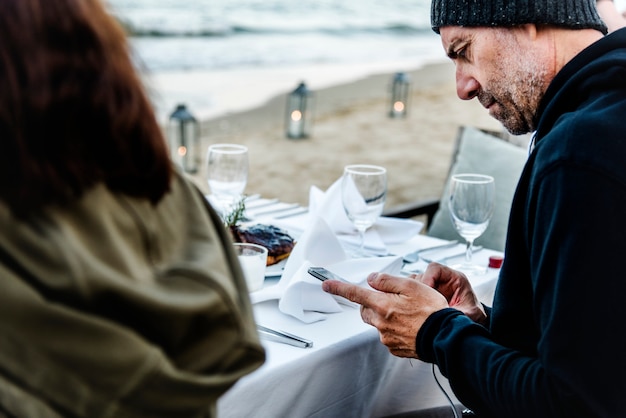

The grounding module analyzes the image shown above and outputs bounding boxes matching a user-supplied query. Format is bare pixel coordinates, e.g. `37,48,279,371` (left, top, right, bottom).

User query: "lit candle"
392,101,405,117
177,145,187,170
288,110,303,138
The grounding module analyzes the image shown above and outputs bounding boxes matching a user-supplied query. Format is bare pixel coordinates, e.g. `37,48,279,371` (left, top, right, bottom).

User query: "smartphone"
308,267,358,308
308,267,348,282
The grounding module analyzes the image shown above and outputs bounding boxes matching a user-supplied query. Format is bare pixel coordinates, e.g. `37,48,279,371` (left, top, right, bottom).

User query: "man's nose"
456,68,480,101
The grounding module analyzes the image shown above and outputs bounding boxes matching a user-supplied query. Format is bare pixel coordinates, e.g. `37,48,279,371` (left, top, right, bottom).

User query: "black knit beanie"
431,0,608,34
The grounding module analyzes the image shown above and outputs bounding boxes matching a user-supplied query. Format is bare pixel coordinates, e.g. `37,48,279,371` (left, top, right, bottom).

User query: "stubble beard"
483,44,550,135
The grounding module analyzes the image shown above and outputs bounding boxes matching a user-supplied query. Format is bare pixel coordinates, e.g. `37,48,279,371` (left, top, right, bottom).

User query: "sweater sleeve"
482,304,491,329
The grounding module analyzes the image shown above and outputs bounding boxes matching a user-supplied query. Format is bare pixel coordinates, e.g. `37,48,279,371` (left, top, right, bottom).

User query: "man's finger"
367,272,416,294
322,280,375,306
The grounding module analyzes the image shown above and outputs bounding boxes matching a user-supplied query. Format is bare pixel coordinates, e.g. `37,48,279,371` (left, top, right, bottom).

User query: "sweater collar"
533,27,626,145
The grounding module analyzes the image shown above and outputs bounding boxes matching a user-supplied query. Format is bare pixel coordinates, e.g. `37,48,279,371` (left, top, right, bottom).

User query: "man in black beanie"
323,0,626,416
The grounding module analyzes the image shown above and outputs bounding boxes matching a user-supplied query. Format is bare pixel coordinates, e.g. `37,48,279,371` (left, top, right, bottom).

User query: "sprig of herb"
223,196,246,227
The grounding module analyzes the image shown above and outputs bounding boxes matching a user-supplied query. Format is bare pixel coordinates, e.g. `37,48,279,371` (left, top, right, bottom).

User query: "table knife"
420,246,483,264
402,240,459,264
257,325,313,348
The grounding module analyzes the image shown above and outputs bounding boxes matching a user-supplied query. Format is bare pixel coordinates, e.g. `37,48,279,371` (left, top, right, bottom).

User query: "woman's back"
0,171,264,417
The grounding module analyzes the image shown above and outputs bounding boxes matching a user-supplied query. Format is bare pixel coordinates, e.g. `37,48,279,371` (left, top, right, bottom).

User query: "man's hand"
322,272,448,358
419,262,487,325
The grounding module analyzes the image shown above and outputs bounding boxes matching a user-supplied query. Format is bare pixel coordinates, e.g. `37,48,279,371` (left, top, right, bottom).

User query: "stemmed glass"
206,144,248,217
341,164,387,256
448,173,495,275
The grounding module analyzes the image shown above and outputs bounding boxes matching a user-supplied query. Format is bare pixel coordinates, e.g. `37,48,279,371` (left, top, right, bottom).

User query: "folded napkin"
274,177,423,255
251,216,403,323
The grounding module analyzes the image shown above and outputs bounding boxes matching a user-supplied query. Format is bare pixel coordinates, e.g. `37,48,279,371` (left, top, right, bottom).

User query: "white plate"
265,258,288,278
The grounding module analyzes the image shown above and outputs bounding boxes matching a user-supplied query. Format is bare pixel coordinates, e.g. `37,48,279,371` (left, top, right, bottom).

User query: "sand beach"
171,60,505,212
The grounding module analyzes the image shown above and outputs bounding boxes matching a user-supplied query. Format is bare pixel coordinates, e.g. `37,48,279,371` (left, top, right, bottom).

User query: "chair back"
427,126,529,252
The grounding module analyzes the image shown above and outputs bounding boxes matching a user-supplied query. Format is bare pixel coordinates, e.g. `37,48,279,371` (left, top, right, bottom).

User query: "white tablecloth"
218,234,501,418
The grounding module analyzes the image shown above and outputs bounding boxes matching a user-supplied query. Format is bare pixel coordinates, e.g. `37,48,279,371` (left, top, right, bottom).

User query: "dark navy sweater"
417,28,626,417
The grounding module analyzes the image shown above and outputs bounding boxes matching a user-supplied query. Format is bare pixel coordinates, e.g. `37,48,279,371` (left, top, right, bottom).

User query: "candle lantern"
168,103,200,173
285,82,314,139
389,72,410,118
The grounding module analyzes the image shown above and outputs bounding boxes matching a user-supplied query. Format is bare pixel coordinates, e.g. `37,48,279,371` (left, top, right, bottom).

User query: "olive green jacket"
0,171,265,417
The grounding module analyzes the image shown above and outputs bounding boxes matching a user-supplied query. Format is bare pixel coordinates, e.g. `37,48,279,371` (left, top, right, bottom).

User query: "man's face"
439,25,551,135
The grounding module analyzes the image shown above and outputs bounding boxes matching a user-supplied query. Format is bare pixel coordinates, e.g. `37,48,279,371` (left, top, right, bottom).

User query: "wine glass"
206,144,248,216
341,164,387,256
448,173,495,275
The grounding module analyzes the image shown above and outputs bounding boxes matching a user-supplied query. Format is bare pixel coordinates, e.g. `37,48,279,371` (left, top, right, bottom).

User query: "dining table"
217,211,502,418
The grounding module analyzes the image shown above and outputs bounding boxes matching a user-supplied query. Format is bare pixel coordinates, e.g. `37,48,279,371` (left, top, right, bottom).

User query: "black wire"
432,363,460,418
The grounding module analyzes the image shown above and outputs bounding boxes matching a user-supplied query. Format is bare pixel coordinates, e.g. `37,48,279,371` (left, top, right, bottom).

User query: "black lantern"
285,82,314,139
168,104,200,173
389,72,410,118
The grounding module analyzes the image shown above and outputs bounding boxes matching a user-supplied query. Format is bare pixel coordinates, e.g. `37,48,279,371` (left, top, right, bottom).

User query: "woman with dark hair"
0,0,264,416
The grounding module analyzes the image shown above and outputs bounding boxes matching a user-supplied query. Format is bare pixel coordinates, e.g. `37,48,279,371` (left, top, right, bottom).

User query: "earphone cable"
432,363,460,418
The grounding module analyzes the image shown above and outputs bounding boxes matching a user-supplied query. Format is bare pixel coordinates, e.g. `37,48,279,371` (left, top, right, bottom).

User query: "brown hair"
0,0,172,215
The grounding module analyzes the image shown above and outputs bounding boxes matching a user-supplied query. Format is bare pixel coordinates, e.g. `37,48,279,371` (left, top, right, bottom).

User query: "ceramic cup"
233,243,268,292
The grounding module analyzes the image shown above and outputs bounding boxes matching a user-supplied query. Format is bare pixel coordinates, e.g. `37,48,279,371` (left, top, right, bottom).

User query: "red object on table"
489,255,504,269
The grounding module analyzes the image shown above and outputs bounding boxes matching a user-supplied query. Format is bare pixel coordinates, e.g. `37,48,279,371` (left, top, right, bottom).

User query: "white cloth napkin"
251,217,403,323
274,177,423,254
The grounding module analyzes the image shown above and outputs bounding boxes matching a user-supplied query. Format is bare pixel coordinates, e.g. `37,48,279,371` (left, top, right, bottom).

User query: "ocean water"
106,0,626,120
105,0,446,120
107,0,439,73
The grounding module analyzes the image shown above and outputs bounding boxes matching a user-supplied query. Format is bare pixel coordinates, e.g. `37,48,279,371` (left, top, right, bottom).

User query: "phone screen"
308,267,347,282
308,267,359,308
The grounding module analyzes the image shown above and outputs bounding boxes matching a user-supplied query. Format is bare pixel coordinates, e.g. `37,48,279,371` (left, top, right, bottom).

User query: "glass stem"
465,239,475,264
358,228,366,255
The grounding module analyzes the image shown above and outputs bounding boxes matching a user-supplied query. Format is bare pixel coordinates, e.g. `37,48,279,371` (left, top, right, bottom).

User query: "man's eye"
448,45,467,61
447,40,470,61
